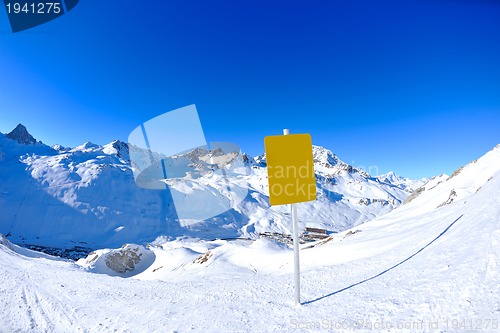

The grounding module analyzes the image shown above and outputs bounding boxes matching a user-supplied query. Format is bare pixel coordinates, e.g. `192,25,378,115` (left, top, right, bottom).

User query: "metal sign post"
283,129,301,306
264,129,316,305
291,191,301,305
264,128,316,306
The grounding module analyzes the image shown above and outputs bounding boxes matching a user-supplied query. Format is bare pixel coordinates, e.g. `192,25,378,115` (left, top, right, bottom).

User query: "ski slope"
0,145,498,332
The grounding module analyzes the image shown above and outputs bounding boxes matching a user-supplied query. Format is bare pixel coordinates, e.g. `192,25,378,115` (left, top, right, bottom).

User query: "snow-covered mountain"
77,142,500,280
1,124,420,250
376,171,428,191
0,139,498,332
5,123,38,145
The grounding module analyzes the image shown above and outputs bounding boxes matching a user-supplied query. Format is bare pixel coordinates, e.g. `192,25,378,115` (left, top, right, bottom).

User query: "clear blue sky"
1,0,499,179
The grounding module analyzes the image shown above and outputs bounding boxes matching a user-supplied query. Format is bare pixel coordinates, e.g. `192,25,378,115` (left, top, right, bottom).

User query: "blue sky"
1,0,499,179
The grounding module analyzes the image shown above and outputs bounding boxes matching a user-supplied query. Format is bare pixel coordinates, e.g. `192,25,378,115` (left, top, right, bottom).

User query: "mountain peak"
254,153,266,167
6,124,37,145
312,145,341,167
52,144,70,152
71,141,100,152
103,140,129,159
378,171,403,182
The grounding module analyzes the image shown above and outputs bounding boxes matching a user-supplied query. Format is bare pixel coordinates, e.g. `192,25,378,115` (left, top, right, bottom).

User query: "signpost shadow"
303,214,464,305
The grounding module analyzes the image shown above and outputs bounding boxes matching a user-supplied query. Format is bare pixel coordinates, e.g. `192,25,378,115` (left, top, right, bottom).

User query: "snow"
376,171,427,191
1,128,418,250
1,126,498,332
0,144,499,332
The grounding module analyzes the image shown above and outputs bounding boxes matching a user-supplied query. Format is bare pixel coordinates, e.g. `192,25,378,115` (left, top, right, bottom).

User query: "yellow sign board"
264,133,316,205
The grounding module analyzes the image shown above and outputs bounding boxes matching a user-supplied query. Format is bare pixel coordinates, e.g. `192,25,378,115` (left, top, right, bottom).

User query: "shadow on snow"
304,214,464,305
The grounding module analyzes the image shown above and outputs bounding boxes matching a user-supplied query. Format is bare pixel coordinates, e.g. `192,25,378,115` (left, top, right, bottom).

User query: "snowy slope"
0,125,417,250
399,144,500,215
0,134,177,250
0,145,498,332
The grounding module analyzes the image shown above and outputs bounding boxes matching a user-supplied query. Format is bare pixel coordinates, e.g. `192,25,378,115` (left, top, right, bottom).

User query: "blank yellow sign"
264,134,316,205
